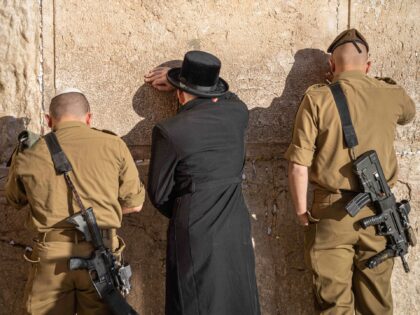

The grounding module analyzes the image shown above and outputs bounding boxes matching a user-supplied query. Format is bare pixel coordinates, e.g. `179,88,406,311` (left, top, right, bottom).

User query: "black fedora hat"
167,51,229,98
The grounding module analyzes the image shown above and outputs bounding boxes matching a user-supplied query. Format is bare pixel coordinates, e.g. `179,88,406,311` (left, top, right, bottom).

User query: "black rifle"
329,82,416,273
44,133,139,315
345,150,417,272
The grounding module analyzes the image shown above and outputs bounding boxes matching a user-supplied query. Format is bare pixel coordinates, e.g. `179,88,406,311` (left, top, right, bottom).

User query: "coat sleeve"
222,91,241,102
147,124,178,218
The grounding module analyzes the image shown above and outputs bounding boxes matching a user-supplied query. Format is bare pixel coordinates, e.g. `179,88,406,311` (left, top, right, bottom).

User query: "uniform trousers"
23,231,124,315
304,190,394,315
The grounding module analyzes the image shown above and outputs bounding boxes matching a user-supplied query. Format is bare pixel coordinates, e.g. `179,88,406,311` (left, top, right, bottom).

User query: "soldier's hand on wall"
144,67,175,91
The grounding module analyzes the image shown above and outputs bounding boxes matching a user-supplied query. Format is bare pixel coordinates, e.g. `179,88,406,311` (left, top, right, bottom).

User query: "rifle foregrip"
366,248,394,269
360,214,384,229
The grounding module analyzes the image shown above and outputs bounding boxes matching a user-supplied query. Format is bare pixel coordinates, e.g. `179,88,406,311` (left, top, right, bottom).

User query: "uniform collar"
53,121,88,131
178,97,210,113
332,70,366,83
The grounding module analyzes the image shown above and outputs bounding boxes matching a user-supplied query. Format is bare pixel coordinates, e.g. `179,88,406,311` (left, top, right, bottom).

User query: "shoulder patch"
92,128,118,136
306,83,327,93
18,131,41,152
375,76,397,85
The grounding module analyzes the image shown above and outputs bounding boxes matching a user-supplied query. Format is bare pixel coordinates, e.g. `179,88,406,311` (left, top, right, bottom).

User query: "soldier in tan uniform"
285,29,416,314
6,88,145,315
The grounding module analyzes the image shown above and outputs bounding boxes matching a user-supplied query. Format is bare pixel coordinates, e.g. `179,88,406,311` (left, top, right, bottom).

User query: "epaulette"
18,131,41,152
375,77,396,85
306,83,327,93
7,131,41,166
92,128,118,136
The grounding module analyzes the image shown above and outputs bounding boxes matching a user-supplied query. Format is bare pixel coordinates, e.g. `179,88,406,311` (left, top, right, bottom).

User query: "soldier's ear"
365,61,372,74
328,56,335,73
85,113,92,126
45,114,52,128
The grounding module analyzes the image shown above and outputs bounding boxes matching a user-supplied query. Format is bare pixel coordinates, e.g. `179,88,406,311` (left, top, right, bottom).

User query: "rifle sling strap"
44,132,86,212
44,132,73,174
328,82,359,149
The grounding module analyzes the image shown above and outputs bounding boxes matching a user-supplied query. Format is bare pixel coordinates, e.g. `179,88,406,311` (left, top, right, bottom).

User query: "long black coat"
148,93,260,315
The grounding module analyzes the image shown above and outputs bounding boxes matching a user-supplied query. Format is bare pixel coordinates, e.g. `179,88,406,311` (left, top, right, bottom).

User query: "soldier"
6,88,145,315
285,29,416,314
144,51,260,315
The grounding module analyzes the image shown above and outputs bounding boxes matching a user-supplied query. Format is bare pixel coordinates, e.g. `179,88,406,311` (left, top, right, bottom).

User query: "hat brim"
167,68,229,98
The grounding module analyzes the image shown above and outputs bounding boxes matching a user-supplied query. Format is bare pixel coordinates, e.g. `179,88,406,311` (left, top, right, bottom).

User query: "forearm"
288,162,309,215
122,205,142,214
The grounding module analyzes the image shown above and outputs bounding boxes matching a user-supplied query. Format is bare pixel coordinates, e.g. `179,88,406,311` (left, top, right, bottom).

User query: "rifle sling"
44,132,86,212
328,82,359,149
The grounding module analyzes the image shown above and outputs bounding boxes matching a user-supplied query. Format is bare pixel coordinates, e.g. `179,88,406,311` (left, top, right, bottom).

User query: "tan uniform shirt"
285,70,416,192
6,121,145,232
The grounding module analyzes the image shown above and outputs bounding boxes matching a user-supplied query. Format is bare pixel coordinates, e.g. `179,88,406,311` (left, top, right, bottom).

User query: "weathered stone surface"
49,0,341,145
0,115,26,165
0,0,42,134
0,2,42,309
0,1,419,315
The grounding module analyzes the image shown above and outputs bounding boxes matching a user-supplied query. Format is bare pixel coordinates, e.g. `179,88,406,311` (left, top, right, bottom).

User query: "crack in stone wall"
0,1,419,314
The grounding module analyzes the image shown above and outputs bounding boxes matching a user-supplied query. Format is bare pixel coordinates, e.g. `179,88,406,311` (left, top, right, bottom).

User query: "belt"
313,189,357,204
38,228,116,243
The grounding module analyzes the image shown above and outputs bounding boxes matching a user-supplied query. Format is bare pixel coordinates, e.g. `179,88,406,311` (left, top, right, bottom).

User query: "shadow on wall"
248,48,330,143
0,115,32,315
0,116,28,166
246,48,330,314
120,49,329,315
120,60,182,314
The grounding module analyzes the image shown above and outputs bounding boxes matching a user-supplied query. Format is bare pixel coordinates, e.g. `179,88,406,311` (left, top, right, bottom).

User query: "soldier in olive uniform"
6,88,145,315
285,29,416,314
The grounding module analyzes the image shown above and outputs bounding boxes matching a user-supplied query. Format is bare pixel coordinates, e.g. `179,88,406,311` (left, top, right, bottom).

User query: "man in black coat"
145,51,260,315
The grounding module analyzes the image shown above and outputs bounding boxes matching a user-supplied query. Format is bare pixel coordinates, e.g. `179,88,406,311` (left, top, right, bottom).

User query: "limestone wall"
0,1,418,314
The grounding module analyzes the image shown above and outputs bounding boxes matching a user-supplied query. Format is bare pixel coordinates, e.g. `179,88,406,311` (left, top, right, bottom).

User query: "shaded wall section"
0,1,419,314
0,1,42,311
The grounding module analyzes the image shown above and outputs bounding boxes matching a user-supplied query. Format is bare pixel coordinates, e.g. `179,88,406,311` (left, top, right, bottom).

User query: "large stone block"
0,0,42,133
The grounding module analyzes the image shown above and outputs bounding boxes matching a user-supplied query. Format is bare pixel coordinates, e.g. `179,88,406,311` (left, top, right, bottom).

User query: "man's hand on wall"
144,67,175,92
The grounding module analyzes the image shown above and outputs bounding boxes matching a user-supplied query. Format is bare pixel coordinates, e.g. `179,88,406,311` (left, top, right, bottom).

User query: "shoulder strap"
44,133,73,174
328,82,359,149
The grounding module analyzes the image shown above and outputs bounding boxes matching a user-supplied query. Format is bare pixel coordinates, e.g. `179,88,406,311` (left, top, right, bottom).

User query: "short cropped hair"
49,92,90,119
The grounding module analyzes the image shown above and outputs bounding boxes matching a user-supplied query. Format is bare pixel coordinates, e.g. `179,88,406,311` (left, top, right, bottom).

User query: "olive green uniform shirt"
285,70,416,192
6,121,145,232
